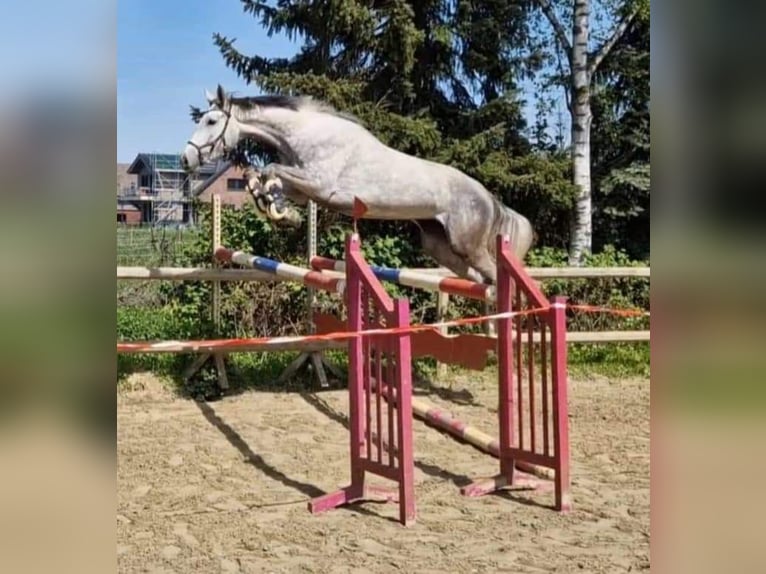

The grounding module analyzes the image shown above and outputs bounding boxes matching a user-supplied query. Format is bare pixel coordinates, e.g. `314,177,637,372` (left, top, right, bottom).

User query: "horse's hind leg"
440,208,498,284
466,248,497,285
416,220,485,283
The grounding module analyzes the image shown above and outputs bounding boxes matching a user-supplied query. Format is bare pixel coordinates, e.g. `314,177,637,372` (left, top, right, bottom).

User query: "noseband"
186,105,233,164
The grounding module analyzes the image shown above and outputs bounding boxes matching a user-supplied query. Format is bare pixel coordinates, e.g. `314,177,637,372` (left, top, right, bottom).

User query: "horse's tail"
490,199,535,262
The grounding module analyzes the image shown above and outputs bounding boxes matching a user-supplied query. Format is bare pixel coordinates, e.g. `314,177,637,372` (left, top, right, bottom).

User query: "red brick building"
192,163,251,209
117,204,142,225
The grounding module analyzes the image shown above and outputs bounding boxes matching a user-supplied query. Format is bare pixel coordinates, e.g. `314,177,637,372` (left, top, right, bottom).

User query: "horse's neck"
241,107,311,141
265,109,364,161
231,108,290,157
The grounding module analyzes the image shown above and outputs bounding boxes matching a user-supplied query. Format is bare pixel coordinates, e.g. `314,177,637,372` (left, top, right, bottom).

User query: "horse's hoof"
263,177,282,193
268,202,287,221
254,195,269,214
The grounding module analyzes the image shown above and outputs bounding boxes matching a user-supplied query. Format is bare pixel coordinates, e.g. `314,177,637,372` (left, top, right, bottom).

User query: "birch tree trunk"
535,0,640,265
569,0,592,265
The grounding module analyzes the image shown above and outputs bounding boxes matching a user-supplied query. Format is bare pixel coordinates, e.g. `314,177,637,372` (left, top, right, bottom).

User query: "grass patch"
567,342,650,379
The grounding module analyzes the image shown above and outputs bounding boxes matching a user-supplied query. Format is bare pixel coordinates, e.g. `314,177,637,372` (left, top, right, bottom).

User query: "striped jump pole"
311,256,495,302
409,397,554,481
367,380,554,482
215,247,346,294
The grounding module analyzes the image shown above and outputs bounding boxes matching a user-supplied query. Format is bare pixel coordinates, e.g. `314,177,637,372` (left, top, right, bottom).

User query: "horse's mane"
230,94,361,125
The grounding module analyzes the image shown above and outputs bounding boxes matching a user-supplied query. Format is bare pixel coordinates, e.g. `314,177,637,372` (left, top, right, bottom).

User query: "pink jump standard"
311,237,572,511
308,234,416,525
461,236,571,511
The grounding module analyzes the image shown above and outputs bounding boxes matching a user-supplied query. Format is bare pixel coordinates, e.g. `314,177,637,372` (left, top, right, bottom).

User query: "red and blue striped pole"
310,256,494,302
215,247,345,293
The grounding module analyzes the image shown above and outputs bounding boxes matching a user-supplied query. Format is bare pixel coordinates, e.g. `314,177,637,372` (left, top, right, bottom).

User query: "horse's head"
181,85,240,172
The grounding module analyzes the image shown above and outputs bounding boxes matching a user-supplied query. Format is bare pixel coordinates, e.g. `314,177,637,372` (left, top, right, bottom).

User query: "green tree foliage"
590,8,650,259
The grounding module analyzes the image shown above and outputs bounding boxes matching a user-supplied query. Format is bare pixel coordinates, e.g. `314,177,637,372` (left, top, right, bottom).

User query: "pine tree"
590,8,649,259
214,1,534,136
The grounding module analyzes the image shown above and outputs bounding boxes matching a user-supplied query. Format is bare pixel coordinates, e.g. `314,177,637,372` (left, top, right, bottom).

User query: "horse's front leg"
261,163,353,214
260,164,322,195
245,168,302,227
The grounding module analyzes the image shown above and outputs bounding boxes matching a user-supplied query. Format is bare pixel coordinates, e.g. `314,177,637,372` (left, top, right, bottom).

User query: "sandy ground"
117,372,649,573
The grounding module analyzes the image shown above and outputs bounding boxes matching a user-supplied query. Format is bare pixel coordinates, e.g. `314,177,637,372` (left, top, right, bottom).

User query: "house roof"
127,153,221,175
127,153,180,174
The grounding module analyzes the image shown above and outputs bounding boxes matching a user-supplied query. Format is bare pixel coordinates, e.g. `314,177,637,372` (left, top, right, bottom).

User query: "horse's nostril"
181,156,188,169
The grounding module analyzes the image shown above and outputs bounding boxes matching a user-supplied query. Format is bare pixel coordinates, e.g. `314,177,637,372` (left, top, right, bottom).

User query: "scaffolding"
142,153,195,225
120,152,224,226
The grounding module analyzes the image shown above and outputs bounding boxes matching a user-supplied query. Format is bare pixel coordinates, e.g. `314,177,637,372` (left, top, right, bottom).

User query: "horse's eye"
207,118,216,126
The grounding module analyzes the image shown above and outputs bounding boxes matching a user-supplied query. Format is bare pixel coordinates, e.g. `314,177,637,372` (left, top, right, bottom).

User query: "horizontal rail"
560,330,649,343
215,248,346,293
438,330,650,344
528,267,649,279
481,331,650,344
117,338,346,354
117,265,649,282
118,266,276,282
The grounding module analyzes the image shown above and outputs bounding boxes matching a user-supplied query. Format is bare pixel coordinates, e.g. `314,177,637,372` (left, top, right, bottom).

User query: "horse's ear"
189,105,203,123
216,84,227,106
205,88,216,105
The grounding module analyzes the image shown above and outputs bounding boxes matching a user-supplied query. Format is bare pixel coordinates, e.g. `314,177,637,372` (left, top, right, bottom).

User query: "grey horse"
181,85,534,284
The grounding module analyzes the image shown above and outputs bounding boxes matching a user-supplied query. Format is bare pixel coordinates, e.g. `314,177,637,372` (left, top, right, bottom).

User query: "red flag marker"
352,197,368,219
352,197,368,235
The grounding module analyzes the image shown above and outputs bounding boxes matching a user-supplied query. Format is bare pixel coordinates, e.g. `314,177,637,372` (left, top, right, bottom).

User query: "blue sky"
117,0,564,163
118,0,301,162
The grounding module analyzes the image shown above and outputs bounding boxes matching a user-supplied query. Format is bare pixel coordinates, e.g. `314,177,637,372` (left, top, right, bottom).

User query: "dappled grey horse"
181,85,534,284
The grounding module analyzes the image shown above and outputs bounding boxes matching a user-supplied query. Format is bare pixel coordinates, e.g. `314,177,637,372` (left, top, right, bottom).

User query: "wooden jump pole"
366,376,554,481
211,195,228,388
116,267,277,281
214,248,346,292
117,338,345,354
408,396,554,480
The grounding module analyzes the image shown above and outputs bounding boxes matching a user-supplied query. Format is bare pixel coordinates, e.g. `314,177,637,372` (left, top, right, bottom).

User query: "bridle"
186,104,233,164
